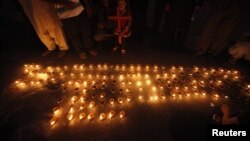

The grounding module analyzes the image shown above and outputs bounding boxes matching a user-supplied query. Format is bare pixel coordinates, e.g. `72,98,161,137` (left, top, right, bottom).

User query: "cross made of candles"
11,64,250,128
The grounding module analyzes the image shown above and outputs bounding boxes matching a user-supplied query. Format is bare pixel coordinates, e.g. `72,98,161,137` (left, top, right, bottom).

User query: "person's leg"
163,14,176,48
113,36,119,52
63,17,87,59
121,37,127,54
78,12,97,56
195,12,224,55
49,24,69,57
208,12,240,55
38,30,57,56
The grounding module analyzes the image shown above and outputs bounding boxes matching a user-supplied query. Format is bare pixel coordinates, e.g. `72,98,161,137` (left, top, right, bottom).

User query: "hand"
221,104,230,117
86,8,92,17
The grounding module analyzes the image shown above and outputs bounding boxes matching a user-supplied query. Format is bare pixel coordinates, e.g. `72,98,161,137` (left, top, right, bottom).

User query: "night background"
0,0,250,141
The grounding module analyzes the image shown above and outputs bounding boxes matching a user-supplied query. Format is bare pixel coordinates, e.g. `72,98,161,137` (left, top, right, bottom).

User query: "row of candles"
23,64,240,74
12,64,250,128
50,109,126,126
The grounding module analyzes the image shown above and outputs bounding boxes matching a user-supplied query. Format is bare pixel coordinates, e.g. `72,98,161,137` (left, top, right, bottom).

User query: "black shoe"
79,52,87,59
42,50,54,57
88,49,98,56
58,51,67,58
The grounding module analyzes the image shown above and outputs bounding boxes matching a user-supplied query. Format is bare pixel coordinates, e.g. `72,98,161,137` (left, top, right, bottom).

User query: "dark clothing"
238,110,250,124
196,0,241,55
97,2,116,33
62,12,94,53
163,0,199,48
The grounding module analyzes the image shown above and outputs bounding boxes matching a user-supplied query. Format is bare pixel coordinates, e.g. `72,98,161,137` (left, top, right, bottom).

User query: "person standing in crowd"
163,0,201,50
111,0,132,55
195,0,241,56
94,0,116,42
221,104,250,125
54,0,98,59
18,0,69,57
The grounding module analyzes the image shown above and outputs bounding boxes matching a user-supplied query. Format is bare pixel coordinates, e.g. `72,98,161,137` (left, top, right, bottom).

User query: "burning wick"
119,111,126,118
99,113,106,121
108,110,115,119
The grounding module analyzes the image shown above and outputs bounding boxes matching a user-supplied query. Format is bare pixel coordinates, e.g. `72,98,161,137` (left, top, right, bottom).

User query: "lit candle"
154,95,159,101
99,113,106,121
80,103,86,110
53,107,61,116
67,114,73,121
100,92,105,99
138,95,143,100
119,111,126,118
118,97,124,104
50,118,57,126
79,113,86,120
69,106,74,113
109,98,115,105
139,87,143,92
247,85,250,93
88,112,95,120
161,93,166,100
127,96,132,102
136,81,142,87
89,101,95,108
71,96,78,104
146,80,151,85
108,110,115,119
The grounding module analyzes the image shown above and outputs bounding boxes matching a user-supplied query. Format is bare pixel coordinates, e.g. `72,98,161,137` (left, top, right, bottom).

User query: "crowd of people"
17,0,249,62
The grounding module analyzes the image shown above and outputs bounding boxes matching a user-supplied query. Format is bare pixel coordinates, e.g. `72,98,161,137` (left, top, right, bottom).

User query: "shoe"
58,51,67,58
121,49,126,55
113,46,118,52
42,50,54,57
192,51,204,57
79,52,87,59
88,49,98,56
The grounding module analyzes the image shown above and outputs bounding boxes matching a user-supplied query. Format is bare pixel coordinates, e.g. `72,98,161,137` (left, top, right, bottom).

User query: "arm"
221,104,240,125
43,0,75,7
81,0,92,17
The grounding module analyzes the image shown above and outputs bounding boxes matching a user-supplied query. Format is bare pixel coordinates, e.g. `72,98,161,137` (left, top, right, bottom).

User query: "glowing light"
53,108,61,117
99,113,106,121
100,92,105,98
71,96,78,103
50,118,56,126
119,111,125,118
89,101,95,108
136,81,142,87
109,98,115,105
67,114,73,121
108,110,115,119
79,113,86,120
88,112,95,120
138,95,143,100
146,80,151,85
118,97,124,104
37,73,48,81
80,104,86,110
127,96,132,102
69,106,74,113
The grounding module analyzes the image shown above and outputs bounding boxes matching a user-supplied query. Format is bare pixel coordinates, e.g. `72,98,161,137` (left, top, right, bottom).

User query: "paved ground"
0,16,249,141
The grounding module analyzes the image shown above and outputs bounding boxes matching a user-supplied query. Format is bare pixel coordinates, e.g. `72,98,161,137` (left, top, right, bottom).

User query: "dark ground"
0,8,250,141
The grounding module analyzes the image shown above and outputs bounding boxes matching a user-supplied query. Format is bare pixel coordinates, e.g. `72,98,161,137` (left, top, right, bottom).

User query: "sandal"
79,52,87,59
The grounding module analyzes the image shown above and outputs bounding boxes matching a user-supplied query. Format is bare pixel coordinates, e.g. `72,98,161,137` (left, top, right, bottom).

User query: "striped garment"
55,0,84,19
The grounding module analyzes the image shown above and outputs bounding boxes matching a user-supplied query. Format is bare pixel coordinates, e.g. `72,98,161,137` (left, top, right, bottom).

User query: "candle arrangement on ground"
10,64,250,128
